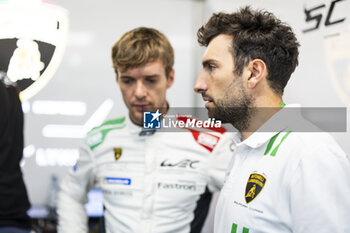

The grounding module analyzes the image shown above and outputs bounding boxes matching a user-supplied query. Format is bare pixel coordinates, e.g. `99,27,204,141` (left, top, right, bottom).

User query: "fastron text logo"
157,182,196,191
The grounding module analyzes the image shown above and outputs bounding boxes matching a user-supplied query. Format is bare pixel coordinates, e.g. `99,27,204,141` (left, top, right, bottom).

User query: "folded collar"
234,104,301,149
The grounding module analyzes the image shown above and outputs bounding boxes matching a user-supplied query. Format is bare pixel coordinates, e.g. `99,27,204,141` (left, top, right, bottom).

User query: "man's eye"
121,79,133,84
145,79,156,84
205,64,216,71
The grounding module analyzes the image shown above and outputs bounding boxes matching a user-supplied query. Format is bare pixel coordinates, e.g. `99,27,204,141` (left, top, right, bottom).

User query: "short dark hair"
112,27,174,78
197,6,299,95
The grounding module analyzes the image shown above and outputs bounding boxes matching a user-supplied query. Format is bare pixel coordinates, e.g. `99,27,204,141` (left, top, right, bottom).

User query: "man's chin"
129,111,143,126
207,108,218,119
207,108,230,123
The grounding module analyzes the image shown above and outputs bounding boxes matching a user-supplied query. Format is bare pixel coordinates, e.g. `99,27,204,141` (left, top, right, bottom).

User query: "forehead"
203,34,233,62
119,59,166,77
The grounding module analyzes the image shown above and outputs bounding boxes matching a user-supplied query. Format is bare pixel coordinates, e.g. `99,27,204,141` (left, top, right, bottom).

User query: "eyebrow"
144,74,160,79
119,74,160,79
119,75,134,79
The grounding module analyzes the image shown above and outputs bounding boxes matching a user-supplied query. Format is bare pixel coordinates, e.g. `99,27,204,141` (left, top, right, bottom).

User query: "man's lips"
202,97,214,107
204,101,214,108
132,104,152,111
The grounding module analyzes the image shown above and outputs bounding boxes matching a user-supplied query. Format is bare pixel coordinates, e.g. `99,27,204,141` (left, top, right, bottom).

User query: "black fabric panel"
0,80,31,230
190,187,213,233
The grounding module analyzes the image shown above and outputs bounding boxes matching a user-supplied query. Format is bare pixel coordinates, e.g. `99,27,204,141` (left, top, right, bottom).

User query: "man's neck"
241,96,283,141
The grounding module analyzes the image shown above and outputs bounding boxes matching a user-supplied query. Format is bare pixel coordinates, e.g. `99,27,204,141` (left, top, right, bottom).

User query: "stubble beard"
208,89,254,132
129,110,143,126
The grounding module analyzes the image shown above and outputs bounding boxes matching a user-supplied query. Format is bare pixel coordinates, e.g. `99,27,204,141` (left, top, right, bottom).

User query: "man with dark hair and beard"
194,6,350,233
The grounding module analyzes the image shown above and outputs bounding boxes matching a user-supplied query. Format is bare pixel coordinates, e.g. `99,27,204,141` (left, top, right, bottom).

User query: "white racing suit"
57,115,234,233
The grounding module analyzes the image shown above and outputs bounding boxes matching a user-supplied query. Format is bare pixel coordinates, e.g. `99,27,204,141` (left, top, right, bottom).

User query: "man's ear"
247,59,267,89
166,69,175,89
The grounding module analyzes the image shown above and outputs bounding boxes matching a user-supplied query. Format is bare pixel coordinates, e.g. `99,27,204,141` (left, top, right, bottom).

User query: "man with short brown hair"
58,27,233,233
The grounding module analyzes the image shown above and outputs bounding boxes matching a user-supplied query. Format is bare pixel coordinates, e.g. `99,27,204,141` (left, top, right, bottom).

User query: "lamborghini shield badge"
245,173,266,204
114,148,123,161
0,0,69,100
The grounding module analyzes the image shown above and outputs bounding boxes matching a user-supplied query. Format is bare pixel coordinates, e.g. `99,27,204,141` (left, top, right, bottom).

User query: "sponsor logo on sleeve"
103,177,131,186
189,130,220,152
103,189,133,197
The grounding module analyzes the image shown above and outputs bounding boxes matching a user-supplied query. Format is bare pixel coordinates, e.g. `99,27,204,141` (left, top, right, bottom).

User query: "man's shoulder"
289,131,338,147
85,116,127,150
283,131,346,160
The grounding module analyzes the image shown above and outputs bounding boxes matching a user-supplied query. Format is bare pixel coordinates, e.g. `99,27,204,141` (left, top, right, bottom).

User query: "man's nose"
193,71,208,94
134,81,147,99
